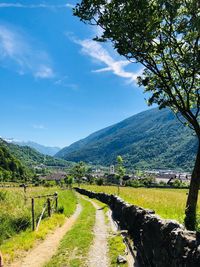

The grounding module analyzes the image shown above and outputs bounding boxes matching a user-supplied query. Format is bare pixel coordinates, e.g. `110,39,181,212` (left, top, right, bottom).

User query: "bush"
57,206,64,214
11,214,30,233
0,191,7,201
96,178,104,186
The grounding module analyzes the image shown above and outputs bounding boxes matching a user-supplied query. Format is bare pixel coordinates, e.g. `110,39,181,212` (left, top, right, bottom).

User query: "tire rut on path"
9,204,82,267
83,197,109,267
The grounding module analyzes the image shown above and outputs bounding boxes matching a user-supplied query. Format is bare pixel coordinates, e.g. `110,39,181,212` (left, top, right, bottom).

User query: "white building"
110,165,115,174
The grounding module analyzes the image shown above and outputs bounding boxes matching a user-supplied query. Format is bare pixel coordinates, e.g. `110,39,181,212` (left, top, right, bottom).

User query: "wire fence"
31,192,58,231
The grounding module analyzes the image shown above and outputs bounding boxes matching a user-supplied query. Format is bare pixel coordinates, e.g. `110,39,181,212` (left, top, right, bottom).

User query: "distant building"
40,171,66,181
110,165,115,174
144,169,191,181
92,168,105,178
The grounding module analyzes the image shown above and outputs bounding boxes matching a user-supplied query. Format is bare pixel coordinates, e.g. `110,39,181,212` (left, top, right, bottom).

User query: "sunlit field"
0,186,77,264
0,186,77,244
81,185,200,225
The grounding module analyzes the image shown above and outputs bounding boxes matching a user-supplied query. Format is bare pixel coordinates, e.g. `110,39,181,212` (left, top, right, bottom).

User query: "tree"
116,155,126,195
64,175,74,189
71,161,86,187
74,0,200,230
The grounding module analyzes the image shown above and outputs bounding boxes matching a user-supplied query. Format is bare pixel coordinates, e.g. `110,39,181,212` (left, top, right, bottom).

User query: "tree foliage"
74,0,200,230
71,161,87,186
116,155,125,181
0,139,27,181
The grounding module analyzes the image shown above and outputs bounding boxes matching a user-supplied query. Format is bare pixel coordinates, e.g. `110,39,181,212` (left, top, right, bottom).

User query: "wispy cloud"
32,124,47,130
35,65,54,79
0,23,54,78
55,76,79,90
0,3,74,9
71,36,142,84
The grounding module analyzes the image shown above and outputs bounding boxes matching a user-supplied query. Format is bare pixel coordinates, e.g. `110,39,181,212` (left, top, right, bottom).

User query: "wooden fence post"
55,196,58,211
54,192,58,211
32,198,35,231
47,198,51,217
24,184,27,204
0,251,3,267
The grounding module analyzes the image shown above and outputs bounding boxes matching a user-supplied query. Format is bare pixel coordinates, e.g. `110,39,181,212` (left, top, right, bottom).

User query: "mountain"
56,108,197,172
6,142,73,169
0,139,27,181
5,139,60,156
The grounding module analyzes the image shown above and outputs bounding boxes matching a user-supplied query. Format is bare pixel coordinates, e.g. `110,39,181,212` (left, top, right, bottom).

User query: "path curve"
9,204,82,267
83,197,109,267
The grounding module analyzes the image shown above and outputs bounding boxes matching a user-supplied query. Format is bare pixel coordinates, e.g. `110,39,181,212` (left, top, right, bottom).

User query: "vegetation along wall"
75,188,200,267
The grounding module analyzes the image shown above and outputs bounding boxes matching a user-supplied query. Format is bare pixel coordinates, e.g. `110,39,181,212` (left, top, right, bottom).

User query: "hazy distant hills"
4,139,60,156
1,138,72,169
56,108,197,171
6,142,72,168
0,138,72,181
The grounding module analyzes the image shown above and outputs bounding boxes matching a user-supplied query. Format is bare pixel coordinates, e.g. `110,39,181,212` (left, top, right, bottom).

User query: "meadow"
81,185,200,226
0,186,77,263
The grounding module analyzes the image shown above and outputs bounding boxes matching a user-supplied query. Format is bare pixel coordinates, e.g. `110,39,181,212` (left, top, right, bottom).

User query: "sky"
0,0,150,148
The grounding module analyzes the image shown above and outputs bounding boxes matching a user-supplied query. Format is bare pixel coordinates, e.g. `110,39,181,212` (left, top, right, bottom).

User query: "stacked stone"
74,187,200,267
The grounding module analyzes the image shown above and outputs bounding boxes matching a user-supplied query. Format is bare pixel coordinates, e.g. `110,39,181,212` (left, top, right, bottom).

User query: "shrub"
0,191,7,201
96,178,104,186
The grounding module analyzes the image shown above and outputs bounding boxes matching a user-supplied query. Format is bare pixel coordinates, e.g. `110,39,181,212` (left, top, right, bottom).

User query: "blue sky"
0,0,150,148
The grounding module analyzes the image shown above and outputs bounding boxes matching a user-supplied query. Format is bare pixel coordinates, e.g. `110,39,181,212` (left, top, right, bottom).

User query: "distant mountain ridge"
56,108,197,171
4,139,60,156
6,142,73,169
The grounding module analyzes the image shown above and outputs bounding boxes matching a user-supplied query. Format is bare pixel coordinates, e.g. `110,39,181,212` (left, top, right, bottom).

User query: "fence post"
0,251,3,267
32,198,35,231
23,184,27,204
54,192,58,211
47,198,51,217
55,197,58,211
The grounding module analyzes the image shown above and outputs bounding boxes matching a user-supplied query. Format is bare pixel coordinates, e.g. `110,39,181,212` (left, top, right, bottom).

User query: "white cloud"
0,24,54,78
0,3,74,9
35,65,54,79
54,76,79,90
73,37,142,83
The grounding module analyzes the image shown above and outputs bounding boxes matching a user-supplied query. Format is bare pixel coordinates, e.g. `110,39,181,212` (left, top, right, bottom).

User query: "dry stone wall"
75,187,200,267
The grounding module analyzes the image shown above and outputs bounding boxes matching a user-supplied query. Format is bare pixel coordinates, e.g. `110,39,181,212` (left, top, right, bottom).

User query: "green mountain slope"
56,108,197,171
0,139,27,181
6,142,73,168
9,140,60,156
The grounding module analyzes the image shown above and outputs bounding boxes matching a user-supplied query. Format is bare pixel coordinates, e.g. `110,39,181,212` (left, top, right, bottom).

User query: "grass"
109,233,128,267
80,185,199,225
0,187,77,263
45,196,96,267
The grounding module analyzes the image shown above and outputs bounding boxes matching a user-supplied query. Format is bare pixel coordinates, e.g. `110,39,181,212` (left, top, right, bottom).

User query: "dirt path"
9,204,82,267
84,198,109,267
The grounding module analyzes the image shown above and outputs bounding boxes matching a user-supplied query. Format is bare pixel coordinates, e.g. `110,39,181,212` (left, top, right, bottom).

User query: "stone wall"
75,187,200,267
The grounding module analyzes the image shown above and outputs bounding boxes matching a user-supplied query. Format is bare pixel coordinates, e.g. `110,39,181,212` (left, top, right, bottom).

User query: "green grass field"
81,185,200,225
0,186,77,263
